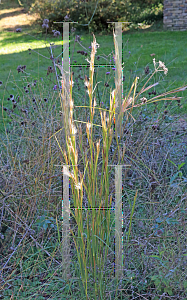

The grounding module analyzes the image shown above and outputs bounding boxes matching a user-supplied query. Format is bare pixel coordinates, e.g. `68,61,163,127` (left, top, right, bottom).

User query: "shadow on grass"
0,8,27,20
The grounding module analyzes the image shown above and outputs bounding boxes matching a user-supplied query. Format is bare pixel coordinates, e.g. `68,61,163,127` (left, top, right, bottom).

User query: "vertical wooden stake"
62,165,71,278
63,22,70,138
114,22,122,140
115,165,123,279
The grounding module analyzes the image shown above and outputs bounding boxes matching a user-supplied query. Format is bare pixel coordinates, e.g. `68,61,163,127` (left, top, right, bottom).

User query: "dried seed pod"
152,124,159,130
43,19,49,24
47,66,53,72
141,97,147,104
71,27,76,33
17,65,22,73
75,35,80,42
144,66,149,75
53,30,60,37
42,23,49,29
64,15,69,21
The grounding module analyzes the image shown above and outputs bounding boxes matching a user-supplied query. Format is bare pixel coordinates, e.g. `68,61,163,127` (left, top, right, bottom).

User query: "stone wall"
163,0,187,31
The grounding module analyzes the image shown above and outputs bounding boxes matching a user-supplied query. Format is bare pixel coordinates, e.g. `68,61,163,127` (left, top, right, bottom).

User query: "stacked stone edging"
163,0,187,31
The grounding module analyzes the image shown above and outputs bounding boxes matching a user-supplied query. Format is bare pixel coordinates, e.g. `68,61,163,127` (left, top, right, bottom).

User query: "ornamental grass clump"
57,34,117,298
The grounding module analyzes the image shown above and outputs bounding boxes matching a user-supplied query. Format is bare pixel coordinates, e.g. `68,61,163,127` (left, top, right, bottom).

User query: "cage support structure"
60,20,128,281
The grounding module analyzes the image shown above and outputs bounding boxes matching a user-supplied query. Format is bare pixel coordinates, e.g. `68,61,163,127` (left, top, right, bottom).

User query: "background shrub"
28,0,164,34
124,2,164,25
17,0,35,13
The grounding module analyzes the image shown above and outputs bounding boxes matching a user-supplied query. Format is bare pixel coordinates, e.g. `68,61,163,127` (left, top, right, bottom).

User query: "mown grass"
1,22,187,136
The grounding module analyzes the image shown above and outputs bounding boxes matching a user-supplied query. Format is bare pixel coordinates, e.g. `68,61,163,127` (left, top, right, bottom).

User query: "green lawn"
1,22,187,135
